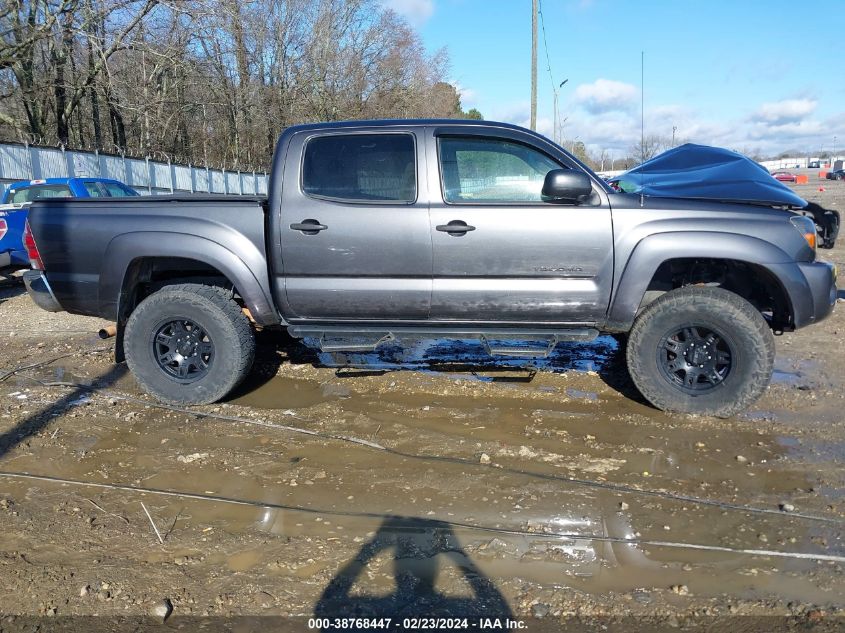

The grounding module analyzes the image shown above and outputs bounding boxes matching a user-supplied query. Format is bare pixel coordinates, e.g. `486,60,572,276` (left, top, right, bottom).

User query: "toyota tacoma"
21,120,839,417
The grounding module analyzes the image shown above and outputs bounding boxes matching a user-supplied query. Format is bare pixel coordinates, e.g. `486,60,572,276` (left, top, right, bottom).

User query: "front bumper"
766,260,837,329
795,261,837,327
23,270,63,313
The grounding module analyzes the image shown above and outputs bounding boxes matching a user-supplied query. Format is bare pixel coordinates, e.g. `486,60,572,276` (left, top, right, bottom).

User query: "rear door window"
302,133,416,203
102,182,138,197
10,184,72,203
83,181,137,197
83,182,107,197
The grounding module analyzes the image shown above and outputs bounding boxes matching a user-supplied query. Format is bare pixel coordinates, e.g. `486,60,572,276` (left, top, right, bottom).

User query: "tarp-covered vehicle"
610,144,839,249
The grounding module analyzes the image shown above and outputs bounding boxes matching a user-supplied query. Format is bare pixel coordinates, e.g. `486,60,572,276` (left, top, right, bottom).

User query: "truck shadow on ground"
0,274,25,306
314,516,513,629
230,329,651,408
0,363,128,460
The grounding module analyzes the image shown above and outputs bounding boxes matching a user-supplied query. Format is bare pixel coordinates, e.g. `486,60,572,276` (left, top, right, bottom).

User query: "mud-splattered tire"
125,283,255,405
626,286,775,418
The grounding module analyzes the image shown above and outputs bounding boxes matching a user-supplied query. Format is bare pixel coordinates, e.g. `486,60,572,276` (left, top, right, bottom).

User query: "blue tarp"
612,143,807,208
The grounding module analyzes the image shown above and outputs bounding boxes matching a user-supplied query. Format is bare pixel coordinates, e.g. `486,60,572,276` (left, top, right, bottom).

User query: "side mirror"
541,169,593,203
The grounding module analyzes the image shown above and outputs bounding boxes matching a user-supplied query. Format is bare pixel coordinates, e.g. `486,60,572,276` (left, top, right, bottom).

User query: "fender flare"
606,231,793,330
99,231,280,327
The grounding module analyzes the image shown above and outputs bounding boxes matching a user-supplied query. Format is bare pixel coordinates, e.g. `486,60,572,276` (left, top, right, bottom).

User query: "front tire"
125,283,255,405
626,287,775,418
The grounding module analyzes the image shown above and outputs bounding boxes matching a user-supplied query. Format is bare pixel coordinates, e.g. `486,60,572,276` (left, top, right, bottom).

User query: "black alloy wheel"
153,318,214,382
657,325,733,394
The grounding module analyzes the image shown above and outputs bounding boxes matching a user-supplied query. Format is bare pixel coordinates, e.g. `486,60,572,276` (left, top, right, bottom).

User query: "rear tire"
626,287,775,418
125,283,255,405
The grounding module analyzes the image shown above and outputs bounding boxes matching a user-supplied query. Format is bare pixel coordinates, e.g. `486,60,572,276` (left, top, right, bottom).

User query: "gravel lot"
0,177,844,631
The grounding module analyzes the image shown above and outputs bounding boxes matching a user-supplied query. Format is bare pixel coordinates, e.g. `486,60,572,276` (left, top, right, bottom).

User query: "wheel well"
115,257,242,361
641,258,794,332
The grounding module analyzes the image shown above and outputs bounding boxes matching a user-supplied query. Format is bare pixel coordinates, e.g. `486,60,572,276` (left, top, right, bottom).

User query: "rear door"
426,127,614,323
278,129,432,321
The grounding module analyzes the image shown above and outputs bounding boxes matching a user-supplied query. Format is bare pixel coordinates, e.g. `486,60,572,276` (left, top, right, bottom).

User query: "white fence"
760,156,844,171
0,142,269,196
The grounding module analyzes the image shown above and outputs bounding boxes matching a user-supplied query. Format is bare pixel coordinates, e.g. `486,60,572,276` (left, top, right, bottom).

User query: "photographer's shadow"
315,516,513,628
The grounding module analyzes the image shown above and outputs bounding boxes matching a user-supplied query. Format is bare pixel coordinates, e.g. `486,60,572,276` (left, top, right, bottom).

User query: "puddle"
4,335,844,610
771,357,821,389
739,409,778,422
232,376,352,409
786,438,845,464
226,547,266,572
565,388,598,401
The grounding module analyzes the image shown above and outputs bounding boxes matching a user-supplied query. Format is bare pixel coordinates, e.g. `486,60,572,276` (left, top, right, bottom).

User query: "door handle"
290,219,327,235
436,220,476,235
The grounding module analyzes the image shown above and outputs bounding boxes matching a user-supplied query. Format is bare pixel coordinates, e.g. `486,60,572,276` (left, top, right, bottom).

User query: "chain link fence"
0,143,269,196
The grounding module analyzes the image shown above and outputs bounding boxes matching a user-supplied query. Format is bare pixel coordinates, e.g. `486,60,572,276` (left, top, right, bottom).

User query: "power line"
3,469,845,564
537,0,556,87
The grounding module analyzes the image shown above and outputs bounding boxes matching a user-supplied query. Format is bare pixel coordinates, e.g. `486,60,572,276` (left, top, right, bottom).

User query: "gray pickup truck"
22,120,838,416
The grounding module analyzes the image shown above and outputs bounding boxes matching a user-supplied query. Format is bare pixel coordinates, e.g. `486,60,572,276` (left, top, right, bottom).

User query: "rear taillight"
22,220,44,270
0,219,7,241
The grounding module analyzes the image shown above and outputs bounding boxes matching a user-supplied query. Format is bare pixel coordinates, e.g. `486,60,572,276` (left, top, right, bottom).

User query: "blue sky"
381,0,845,158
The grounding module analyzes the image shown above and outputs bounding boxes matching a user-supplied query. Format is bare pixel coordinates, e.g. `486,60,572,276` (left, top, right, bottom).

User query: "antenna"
530,0,538,131
640,50,645,208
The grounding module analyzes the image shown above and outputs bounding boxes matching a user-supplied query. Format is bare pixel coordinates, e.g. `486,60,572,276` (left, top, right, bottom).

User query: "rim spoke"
705,368,722,384
683,326,702,342
154,318,213,381
156,332,173,346
717,350,731,364
664,338,681,353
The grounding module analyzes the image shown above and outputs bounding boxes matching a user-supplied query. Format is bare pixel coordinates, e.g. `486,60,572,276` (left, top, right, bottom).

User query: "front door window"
438,136,562,203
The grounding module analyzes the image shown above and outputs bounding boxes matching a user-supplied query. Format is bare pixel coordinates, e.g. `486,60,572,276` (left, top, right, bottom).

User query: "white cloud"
478,92,842,159
450,80,477,107
752,98,817,125
379,0,434,26
573,79,637,114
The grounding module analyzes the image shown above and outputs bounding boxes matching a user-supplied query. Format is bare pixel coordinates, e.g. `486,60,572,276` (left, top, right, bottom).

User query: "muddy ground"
0,179,844,632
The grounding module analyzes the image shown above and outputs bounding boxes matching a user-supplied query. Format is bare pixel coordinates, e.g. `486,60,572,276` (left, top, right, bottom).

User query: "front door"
427,130,614,323
279,130,432,321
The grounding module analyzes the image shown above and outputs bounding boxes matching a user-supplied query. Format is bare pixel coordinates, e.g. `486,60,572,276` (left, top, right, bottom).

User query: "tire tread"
124,283,255,405
626,286,775,417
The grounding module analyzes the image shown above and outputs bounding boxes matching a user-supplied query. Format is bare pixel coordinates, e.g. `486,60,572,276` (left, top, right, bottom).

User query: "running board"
287,325,599,356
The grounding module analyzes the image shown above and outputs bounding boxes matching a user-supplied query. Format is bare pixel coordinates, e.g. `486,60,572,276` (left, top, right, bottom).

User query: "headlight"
789,215,817,252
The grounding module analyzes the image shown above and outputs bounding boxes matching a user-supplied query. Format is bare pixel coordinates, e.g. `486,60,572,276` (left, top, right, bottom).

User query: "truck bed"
26,195,273,322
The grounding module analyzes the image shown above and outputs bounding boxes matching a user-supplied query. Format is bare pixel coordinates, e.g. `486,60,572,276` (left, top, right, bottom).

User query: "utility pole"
672,126,677,147
530,0,538,131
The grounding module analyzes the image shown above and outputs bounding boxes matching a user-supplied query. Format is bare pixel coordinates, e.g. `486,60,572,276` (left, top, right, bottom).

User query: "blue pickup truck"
0,177,138,272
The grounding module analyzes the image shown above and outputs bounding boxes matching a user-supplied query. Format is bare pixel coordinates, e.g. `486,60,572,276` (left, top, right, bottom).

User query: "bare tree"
629,134,670,164
0,0,471,168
